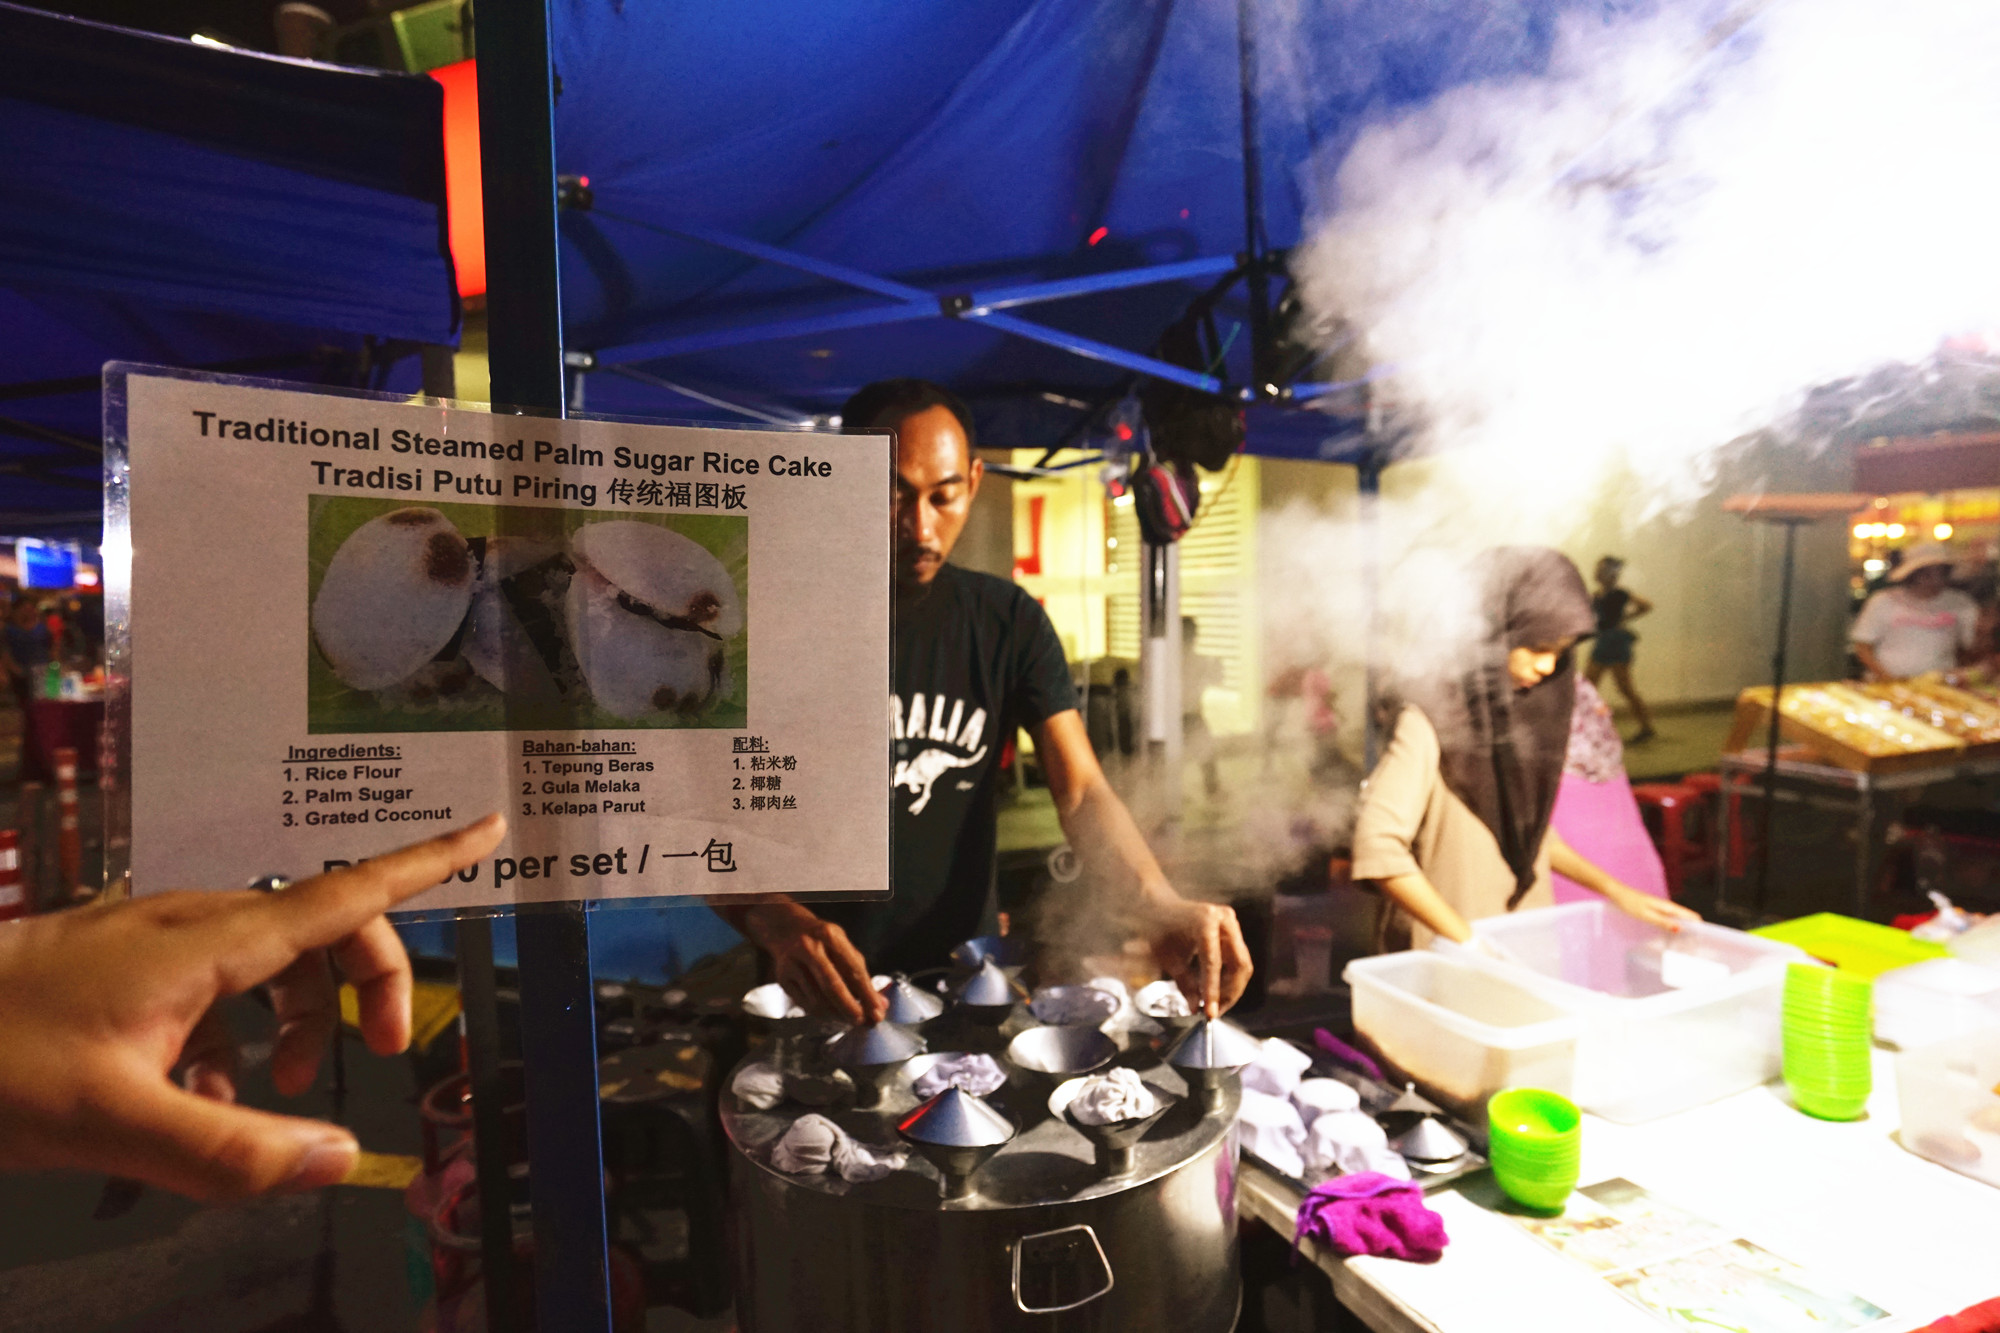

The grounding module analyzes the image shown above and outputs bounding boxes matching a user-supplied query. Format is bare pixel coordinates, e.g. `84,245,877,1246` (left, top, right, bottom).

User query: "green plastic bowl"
1488,1088,1582,1210
1791,1084,1869,1121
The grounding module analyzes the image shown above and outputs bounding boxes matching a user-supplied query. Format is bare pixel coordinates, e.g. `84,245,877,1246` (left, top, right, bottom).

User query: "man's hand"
1145,897,1252,1019
737,902,884,1025
0,814,505,1202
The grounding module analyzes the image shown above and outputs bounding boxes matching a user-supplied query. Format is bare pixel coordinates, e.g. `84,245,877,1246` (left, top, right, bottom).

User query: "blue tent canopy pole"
579,209,1233,396
469,0,617,1329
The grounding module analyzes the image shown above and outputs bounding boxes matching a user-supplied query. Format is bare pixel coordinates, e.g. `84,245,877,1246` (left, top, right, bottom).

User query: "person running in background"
1586,556,1657,744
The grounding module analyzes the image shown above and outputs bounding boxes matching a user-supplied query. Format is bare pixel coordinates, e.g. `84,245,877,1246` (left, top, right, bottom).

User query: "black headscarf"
1383,547,1597,907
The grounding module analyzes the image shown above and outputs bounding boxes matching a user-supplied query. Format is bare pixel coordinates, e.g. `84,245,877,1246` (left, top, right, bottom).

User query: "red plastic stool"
1679,771,1752,877
1631,782,1698,900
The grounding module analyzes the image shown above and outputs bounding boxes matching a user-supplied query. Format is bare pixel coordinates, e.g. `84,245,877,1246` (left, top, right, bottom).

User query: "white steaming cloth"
1135,980,1193,1018
1303,1110,1410,1181
1068,1067,1161,1125
1292,1078,1361,1121
912,1053,1007,1099
1241,1036,1315,1098
1236,1088,1308,1179
731,1060,786,1110
769,1114,905,1183
742,983,805,1019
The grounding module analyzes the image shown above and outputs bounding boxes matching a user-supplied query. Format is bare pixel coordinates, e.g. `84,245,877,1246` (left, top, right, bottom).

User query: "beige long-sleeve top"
1351,706,1554,949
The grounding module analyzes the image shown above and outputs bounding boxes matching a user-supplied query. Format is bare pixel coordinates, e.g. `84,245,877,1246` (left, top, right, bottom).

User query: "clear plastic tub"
1343,951,1579,1116
1895,1025,2000,1189
1436,902,1808,1123
1875,958,2000,1051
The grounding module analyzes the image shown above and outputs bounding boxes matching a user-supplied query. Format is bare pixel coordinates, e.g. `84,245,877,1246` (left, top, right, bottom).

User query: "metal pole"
455,915,519,1333
1141,539,1184,816
1236,0,1270,392
1358,456,1384,772
475,3,613,1331
1753,519,1801,913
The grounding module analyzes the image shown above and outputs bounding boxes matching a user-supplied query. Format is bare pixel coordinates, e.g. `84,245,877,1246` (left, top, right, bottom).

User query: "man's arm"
1622,592,1653,622
1032,709,1251,1015
716,900,883,1025
1852,640,1888,681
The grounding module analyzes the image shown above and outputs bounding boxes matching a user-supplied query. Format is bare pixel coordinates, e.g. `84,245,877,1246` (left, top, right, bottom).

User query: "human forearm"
1545,826,1699,927
1853,642,1886,680
1374,871,1473,944
1037,710,1249,1012
1056,776,1175,908
1544,825,1620,896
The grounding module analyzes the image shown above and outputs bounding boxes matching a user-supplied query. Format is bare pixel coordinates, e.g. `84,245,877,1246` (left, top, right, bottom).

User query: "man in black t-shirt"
721,380,1251,1023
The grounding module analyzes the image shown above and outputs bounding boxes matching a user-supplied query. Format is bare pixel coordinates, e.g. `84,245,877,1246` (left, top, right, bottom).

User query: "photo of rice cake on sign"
307,496,747,733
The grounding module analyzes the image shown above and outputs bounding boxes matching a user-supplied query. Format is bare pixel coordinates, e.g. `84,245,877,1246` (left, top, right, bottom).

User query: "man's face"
891,404,982,587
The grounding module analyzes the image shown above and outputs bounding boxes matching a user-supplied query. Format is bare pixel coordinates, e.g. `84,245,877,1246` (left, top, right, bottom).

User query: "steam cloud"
1294,0,2000,529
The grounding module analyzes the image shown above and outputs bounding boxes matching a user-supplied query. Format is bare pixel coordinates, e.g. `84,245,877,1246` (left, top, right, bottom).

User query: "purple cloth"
1548,770,1669,905
1294,1172,1449,1264
1312,1028,1385,1083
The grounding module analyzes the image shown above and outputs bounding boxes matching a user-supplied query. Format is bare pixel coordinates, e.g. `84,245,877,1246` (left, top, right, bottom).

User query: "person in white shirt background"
1851,543,1979,681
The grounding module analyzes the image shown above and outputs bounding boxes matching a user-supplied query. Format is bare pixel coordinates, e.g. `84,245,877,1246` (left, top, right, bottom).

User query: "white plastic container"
1895,1025,2000,1190
1436,902,1808,1124
1874,958,2000,1051
1343,950,1579,1115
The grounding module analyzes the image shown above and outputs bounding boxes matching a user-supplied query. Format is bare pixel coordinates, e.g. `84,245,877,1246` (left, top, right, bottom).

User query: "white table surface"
1239,1049,2000,1333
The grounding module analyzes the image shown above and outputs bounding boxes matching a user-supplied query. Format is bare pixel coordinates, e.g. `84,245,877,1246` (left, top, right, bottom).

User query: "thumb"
89,1074,357,1202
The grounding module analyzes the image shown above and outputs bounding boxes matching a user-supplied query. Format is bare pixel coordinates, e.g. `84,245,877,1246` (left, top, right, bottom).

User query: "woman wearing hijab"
1351,548,1699,950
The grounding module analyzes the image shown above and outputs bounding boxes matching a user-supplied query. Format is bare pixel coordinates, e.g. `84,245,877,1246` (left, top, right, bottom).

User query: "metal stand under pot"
722,1034,1241,1331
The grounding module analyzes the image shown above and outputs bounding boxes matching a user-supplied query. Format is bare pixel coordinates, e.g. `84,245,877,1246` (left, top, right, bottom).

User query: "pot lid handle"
1011,1223,1114,1315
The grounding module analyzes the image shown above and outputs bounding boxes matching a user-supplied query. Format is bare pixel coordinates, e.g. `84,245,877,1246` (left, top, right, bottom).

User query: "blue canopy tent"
0,2,458,540
547,0,1595,460
510,0,1626,982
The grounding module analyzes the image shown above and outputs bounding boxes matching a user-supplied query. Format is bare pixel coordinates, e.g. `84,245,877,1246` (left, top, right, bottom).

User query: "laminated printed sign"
105,367,889,911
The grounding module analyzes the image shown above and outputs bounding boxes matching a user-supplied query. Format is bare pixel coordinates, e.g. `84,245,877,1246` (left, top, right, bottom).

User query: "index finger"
1200,916,1223,1019
204,815,505,993
1216,911,1253,1011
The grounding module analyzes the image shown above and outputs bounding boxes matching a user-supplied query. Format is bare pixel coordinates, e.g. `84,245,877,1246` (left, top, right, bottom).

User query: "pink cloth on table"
1549,770,1669,904
1294,1172,1449,1264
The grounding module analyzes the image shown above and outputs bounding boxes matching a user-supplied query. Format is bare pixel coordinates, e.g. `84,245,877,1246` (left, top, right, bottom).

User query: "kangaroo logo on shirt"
894,746,989,814
893,691,989,815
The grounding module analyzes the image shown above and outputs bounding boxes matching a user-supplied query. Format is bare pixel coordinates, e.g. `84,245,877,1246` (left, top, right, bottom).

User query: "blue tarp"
0,3,457,537
550,0,1596,453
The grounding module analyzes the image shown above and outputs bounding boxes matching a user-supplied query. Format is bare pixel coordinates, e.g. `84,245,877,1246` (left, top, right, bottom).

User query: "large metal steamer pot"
723,1053,1240,1331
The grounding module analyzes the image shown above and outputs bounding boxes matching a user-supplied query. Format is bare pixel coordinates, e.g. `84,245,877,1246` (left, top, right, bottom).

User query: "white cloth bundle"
769,1114,906,1183
1241,1037,1315,1098
742,983,805,1019
1135,979,1193,1018
1303,1109,1410,1181
1236,1087,1309,1179
730,1060,786,1110
1068,1066,1160,1125
912,1053,1007,1099
1291,1077,1361,1121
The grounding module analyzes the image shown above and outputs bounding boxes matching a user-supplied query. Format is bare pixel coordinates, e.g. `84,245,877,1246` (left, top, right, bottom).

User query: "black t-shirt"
821,564,1078,974
1593,588,1630,633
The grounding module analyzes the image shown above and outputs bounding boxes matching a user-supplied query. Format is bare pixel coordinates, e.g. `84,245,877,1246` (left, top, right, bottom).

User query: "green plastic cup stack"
1782,962,1872,1121
1486,1088,1582,1212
